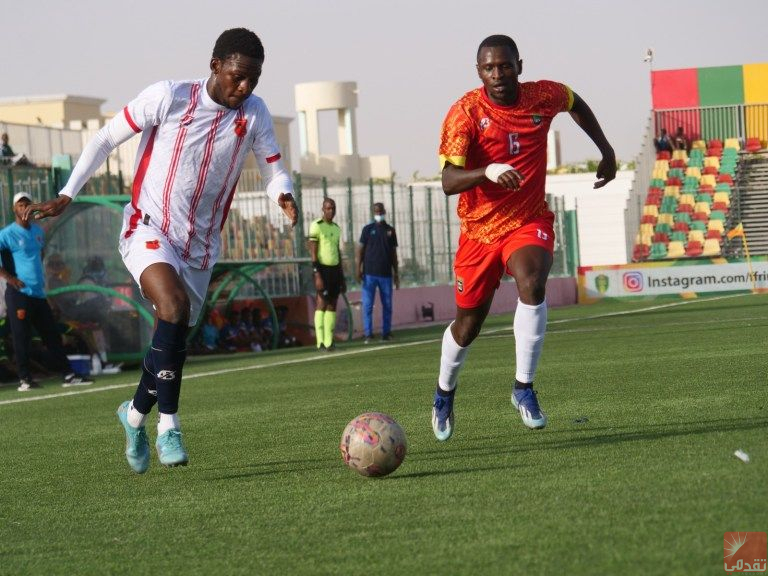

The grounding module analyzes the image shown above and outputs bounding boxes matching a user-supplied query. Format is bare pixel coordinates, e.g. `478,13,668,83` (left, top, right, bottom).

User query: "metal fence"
653,103,768,145
1,166,576,299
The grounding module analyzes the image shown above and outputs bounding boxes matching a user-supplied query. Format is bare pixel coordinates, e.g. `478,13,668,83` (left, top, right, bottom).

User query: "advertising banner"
578,257,768,301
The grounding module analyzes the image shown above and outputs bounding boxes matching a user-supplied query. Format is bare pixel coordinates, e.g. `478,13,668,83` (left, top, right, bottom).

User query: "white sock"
127,401,148,428
438,322,470,392
158,412,180,435
513,299,548,383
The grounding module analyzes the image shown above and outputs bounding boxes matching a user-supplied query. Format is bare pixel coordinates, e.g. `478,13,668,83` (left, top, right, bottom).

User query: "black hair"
477,35,519,60
212,28,264,61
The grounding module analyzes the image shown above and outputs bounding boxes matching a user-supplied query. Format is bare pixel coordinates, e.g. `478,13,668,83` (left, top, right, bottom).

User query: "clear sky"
1,0,766,180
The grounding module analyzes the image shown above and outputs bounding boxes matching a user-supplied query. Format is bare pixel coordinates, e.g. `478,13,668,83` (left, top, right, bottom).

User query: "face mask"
374,214,384,223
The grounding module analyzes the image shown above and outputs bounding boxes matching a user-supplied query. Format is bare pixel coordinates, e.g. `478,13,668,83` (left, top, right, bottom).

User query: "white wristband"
485,163,513,183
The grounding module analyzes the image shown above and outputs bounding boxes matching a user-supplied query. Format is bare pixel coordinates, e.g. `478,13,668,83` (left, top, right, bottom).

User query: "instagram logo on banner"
623,272,644,292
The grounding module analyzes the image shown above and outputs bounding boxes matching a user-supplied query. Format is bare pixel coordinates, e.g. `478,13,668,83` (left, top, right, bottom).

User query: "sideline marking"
0,292,752,408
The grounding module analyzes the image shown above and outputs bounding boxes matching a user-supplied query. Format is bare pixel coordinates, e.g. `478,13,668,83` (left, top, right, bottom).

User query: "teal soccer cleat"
116,401,150,474
156,429,189,467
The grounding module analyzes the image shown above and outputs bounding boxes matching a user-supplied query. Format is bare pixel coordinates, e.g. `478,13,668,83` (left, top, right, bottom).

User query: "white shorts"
118,225,213,327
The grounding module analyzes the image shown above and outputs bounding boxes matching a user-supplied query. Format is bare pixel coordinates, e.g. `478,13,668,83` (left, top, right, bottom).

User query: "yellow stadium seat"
664,185,680,198
692,139,707,150
688,230,705,243
724,138,740,151
713,192,731,207
652,169,667,180
640,224,654,237
636,233,652,246
654,159,670,171
679,193,696,207
708,219,725,233
702,239,721,256
704,156,720,170
700,174,717,187
672,149,689,162
694,202,711,215
658,213,674,225
643,204,659,217
685,167,701,179
667,241,686,258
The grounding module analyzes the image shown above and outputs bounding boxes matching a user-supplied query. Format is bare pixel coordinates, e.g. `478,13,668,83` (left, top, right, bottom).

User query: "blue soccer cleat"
156,429,189,467
512,388,547,430
116,401,150,474
431,388,455,441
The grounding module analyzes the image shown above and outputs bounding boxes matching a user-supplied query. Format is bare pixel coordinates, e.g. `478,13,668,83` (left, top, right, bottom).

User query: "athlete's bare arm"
569,92,616,189
441,163,523,196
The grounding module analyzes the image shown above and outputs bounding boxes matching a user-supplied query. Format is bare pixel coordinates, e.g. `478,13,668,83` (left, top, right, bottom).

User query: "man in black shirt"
356,203,399,343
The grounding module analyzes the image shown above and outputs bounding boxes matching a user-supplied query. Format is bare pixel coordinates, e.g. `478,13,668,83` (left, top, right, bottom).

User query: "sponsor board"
578,257,768,301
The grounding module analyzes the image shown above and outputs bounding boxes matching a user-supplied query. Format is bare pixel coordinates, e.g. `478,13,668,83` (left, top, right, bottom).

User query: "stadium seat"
708,139,723,150
656,151,672,160
745,137,763,153
654,223,672,235
692,211,709,222
708,219,725,234
654,159,670,172
643,204,660,217
666,241,685,258
715,183,731,195
685,167,701,179
695,194,713,206
700,174,717,187
650,178,666,188
649,242,668,260
657,213,674,226
706,229,723,240
674,212,692,224
716,173,734,185
669,159,687,169
636,233,652,246
691,139,707,151
685,241,704,257
668,168,685,180
713,192,730,207
724,138,740,151
641,214,657,225
664,185,681,198
710,209,727,220
670,231,688,243
652,232,669,244
704,156,720,170
640,223,654,237
676,203,693,214
688,230,705,243
702,165,719,176
672,149,689,161
690,220,707,232
632,244,650,261
702,239,721,257
652,169,667,181
672,221,690,233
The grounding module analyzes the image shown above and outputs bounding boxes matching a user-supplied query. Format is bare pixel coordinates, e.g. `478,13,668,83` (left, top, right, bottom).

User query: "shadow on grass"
412,416,768,459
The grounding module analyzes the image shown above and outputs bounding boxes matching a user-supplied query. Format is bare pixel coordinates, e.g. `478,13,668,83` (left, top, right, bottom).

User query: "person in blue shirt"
0,192,93,391
356,203,399,343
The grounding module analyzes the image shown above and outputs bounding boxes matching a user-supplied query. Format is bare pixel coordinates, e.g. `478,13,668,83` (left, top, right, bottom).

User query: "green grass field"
0,293,765,575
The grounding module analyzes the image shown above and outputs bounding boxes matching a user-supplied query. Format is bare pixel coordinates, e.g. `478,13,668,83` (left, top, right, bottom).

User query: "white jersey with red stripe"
59,78,292,270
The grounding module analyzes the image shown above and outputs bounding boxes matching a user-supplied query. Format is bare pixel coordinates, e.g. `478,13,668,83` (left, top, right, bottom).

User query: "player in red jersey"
432,34,615,440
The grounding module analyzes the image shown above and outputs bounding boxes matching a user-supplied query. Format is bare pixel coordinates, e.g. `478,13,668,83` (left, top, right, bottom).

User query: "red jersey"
439,81,573,243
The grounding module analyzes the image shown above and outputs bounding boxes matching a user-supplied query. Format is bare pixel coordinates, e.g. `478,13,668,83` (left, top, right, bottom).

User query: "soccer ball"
340,412,407,477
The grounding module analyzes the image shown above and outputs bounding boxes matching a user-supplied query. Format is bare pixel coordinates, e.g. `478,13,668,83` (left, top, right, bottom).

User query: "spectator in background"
673,126,689,152
239,307,263,352
653,128,673,154
1,133,30,166
200,311,221,353
356,202,399,343
1,133,14,158
219,310,247,352
0,192,93,391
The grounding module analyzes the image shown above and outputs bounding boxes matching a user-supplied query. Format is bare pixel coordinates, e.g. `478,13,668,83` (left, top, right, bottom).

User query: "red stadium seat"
707,139,723,149
698,184,714,193
641,214,657,224
716,174,734,185
692,212,709,221
706,229,723,240
702,165,719,176
712,201,729,212
745,137,762,153
665,177,682,186
669,159,687,169
673,221,690,233
656,151,672,160
632,244,650,261
685,241,704,257
652,232,669,243
676,203,693,213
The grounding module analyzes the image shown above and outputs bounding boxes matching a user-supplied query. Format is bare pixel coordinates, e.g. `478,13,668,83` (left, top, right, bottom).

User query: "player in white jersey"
27,28,298,473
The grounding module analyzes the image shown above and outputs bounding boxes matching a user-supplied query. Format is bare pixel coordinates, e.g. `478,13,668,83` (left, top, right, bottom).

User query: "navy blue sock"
131,350,158,414
150,319,188,414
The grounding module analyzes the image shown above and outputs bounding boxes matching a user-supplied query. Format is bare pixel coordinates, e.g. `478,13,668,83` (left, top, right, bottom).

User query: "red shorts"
453,215,555,308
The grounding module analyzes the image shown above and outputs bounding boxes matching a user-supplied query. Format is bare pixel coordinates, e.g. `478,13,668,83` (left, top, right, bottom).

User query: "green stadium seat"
670,231,687,243
649,242,668,260
710,210,726,221
690,220,707,232
674,212,692,224
654,223,672,235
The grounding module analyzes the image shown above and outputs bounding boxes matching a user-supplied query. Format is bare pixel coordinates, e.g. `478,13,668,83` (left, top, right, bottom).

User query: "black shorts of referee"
316,263,343,301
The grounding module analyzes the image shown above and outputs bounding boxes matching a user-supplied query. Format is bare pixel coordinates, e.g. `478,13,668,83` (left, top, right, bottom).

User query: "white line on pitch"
0,292,753,408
